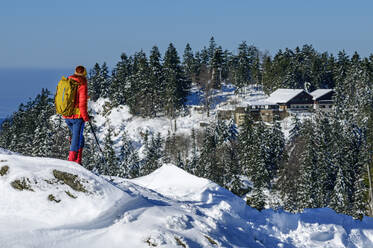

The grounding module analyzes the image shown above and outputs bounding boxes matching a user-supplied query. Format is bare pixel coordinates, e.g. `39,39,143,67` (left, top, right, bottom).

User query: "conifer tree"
163,43,190,118
210,46,224,88
125,51,152,116
200,47,209,65
110,53,132,106
267,121,285,181
314,114,336,205
142,132,163,175
183,43,195,83
103,125,118,176
231,41,252,90
118,130,140,178
238,115,255,176
298,120,320,209
149,46,164,116
50,115,70,160
226,139,243,195
187,129,199,174
82,126,100,172
99,62,111,99
88,63,102,101
208,36,216,62
197,126,217,179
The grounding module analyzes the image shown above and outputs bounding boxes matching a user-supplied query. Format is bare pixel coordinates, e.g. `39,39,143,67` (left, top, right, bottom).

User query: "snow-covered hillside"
87,84,297,155
1,150,373,248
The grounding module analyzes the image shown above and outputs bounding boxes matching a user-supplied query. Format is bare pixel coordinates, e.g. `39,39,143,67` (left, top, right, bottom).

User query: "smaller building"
310,89,334,111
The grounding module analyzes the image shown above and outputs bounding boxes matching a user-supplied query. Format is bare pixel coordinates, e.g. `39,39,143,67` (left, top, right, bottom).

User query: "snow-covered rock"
0,152,372,248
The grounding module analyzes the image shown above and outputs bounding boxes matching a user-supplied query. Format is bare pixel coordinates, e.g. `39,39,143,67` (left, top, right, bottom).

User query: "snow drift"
0,150,373,248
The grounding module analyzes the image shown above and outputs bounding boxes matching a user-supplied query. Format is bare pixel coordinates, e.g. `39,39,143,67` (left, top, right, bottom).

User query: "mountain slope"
0,151,373,248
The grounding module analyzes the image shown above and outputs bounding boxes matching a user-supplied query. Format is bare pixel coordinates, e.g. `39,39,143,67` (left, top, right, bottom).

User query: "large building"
217,88,334,125
266,89,314,111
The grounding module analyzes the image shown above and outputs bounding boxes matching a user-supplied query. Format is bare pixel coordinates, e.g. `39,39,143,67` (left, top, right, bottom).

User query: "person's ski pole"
88,121,109,175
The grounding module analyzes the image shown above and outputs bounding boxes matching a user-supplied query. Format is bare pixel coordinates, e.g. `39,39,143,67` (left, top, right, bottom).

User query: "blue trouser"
65,118,85,152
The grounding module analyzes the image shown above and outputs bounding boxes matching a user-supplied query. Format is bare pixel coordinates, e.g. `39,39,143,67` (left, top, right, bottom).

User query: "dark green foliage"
0,88,55,157
142,132,164,175
102,125,119,176
118,130,140,178
183,43,195,83
110,53,132,106
163,43,190,118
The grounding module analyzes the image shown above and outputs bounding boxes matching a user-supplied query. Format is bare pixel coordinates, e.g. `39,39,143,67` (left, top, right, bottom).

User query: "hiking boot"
68,151,78,162
76,148,83,165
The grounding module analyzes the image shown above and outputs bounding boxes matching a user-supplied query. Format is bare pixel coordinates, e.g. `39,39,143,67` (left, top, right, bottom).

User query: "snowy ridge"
1,152,373,247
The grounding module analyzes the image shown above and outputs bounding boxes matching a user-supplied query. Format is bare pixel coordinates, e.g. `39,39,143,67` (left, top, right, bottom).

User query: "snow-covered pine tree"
149,46,164,116
197,126,217,179
142,132,163,175
212,120,230,186
99,62,111,99
288,115,301,144
231,41,252,91
237,115,255,177
187,129,199,175
298,120,321,209
266,121,285,182
102,125,118,176
314,114,336,205
207,36,216,63
82,126,100,172
330,166,351,214
118,130,140,178
110,53,132,106
88,63,102,101
183,43,195,83
49,115,70,160
163,43,190,118
210,46,224,89
226,139,243,196
247,121,270,209
30,89,54,157
329,118,352,213
200,47,209,65
125,51,152,116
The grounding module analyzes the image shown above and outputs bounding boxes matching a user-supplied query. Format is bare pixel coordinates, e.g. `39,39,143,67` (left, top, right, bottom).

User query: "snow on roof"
310,89,333,100
247,99,277,106
266,89,305,104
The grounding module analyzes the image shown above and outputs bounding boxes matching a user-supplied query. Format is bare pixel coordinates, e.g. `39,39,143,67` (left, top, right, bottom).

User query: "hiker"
63,65,90,164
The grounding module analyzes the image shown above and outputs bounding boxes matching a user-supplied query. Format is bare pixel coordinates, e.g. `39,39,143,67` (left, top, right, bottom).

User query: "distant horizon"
1,41,371,71
0,68,72,118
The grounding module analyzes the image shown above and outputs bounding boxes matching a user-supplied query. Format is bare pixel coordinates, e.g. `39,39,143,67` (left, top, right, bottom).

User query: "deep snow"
1,150,373,248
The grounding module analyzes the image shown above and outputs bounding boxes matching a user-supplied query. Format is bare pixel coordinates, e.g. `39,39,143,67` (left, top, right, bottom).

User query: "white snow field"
1,150,373,248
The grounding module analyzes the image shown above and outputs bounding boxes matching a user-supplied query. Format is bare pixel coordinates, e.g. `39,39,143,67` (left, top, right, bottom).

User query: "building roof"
247,99,277,106
266,89,305,104
310,89,334,100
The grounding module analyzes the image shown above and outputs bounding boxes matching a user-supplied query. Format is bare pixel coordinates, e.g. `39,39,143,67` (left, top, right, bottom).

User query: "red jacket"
63,75,89,122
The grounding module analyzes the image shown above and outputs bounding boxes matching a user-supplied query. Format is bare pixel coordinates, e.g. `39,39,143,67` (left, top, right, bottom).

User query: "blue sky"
0,0,372,117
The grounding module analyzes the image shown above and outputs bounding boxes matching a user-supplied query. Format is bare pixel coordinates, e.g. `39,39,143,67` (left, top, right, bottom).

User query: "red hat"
75,65,87,77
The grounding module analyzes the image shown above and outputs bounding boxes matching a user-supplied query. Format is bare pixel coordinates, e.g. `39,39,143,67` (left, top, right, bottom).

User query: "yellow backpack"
54,77,79,116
